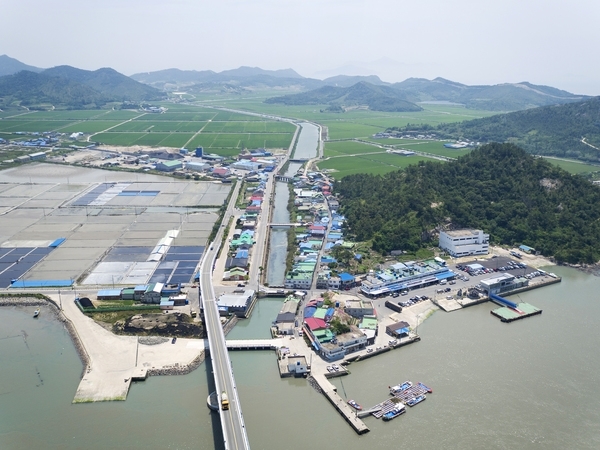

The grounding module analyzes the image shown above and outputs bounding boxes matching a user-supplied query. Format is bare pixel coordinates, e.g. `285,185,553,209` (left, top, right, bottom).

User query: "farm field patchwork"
0,107,295,155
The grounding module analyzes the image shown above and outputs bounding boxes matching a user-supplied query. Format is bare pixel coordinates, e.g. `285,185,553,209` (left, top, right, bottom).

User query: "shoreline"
0,295,206,396
0,295,91,378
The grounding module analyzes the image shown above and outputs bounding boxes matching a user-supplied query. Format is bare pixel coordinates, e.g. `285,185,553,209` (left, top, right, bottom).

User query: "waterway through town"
266,122,319,286
2,265,600,449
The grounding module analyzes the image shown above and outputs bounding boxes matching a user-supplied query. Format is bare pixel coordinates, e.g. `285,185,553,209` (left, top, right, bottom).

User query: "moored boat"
347,399,362,410
382,405,406,421
417,382,433,393
33,309,40,318
390,381,412,394
407,394,426,407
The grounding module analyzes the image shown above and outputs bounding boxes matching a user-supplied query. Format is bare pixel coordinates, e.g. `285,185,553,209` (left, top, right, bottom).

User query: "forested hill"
0,66,166,109
335,143,600,264
265,82,423,112
389,96,600,163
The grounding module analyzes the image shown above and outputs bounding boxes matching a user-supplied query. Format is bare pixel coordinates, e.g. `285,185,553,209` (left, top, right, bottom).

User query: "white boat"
33,309,40,318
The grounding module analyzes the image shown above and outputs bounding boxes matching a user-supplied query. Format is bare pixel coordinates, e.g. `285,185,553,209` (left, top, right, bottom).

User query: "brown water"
2,267,600,449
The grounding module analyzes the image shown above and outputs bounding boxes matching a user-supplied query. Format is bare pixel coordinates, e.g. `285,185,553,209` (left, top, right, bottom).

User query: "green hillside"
336,143,600,263
265,82,422,112
388,97,600,163
0,71,108,108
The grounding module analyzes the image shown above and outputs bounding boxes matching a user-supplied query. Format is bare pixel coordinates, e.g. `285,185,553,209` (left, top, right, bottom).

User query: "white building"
439,229,489,258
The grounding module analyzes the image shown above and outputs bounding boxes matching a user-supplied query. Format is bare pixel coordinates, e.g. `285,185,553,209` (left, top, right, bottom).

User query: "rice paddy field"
3,94,600,178
0,104,296,156
318,152,429,178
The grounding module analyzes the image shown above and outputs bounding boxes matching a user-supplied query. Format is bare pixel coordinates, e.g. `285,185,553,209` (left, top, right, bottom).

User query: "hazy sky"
3,0,599,94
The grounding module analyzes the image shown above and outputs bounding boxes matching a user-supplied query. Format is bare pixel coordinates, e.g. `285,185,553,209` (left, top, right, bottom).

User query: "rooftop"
444,229,483,237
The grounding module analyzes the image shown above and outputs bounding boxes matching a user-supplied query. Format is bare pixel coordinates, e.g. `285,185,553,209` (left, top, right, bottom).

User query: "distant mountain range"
390,96,600,163
0,55,590,112
0,57,165,108
0,54,43,76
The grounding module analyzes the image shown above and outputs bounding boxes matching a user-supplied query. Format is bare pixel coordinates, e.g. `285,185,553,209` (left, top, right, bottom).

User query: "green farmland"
0,107,295,155
318,153,429,178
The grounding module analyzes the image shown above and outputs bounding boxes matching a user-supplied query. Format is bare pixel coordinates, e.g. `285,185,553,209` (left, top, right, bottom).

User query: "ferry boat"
382,405,406,421
390,381,412,394
33,309,40,318
417,382,433,393
347,400,362,410
407,394,426,407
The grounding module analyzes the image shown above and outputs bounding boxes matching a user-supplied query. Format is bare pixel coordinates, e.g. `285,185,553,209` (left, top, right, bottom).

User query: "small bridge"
226,339,284,351
275,175,292,182
269,222,301,228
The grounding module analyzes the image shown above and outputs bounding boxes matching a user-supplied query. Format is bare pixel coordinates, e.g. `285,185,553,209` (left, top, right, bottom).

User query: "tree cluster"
335,143,600,264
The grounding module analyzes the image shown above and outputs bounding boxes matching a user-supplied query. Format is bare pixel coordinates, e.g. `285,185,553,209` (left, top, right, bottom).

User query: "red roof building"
304,317,327,331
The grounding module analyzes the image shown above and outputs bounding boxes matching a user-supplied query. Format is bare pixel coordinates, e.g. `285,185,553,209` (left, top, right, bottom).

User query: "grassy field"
392,141,473,158
318,153,429,178
542,157,600,174
324,140,384,157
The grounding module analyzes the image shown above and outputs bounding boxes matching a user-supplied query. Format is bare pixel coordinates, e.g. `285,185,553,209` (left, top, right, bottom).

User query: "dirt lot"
114,311,203,337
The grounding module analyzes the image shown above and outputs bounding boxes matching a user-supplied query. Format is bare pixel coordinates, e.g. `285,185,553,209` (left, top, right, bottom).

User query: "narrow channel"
266,122,319,286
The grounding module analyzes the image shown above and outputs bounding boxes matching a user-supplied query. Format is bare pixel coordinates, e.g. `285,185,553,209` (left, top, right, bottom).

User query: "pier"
312,373,370,435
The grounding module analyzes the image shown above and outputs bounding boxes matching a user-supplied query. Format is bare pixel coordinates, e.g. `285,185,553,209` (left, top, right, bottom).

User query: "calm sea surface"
2,266,600,449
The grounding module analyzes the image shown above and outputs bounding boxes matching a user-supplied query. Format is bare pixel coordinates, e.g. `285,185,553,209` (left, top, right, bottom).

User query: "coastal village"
1,123,563,437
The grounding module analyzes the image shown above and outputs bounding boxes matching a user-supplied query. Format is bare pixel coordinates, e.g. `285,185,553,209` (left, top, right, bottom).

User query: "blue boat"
407,394,426,407
390,381,412,394
417,382,433,393
382,405,406,421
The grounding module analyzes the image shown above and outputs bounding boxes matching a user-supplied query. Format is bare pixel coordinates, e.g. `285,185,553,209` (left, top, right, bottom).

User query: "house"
304,317,327,331
339,272,356,288
344,299,374,318
328,276,341,290
225,257,249,269
143,282,164,303
223,267,248,281
309,224,326,236
319,328,368,360
285,272,312,289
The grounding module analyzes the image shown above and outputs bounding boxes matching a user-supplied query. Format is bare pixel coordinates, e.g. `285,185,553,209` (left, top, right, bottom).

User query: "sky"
2,0,599,95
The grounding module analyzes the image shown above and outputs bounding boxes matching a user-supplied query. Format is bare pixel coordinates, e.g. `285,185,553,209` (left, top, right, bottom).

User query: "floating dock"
369,381,432,419
491,302,542,323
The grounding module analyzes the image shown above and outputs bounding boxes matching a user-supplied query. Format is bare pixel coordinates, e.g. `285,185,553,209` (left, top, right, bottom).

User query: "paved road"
199,181,251,450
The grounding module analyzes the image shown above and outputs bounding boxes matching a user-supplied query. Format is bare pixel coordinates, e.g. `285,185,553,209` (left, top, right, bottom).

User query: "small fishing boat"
382,405,406,421
347,399,362,410
33,309,40,318
407,395,426,407
390,381,412,394
417,382,433,393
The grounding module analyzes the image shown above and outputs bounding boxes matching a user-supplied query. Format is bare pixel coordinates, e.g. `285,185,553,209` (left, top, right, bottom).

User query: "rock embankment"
147,354,205,377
